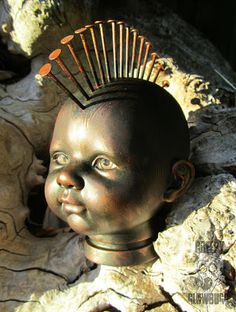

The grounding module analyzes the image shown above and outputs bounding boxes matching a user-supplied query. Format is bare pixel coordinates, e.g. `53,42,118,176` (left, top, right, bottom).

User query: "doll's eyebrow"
88,146,128,166
91,154,118,163
49,144,67,155
49,149,63,157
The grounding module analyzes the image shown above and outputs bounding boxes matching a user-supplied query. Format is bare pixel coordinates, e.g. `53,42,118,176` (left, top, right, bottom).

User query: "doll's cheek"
45,176,59,206
67,214,91,234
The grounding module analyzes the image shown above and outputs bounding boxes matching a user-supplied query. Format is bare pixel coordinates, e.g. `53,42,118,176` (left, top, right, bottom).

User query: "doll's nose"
57,168,85,190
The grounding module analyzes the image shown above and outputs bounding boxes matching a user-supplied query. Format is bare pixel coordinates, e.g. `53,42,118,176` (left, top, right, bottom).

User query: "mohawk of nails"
38,20,168,109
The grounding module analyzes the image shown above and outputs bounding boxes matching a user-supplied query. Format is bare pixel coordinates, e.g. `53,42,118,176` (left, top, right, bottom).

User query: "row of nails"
39,20,167,109
72,20,160,86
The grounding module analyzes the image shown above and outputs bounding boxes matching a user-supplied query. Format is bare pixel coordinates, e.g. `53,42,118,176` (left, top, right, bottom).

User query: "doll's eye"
92,157,117,170
52,152,69,165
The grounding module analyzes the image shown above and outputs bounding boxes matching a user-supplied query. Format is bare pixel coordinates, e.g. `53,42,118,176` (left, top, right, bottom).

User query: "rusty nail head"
49,48,62,61
60,35,74,45
39,63,52,77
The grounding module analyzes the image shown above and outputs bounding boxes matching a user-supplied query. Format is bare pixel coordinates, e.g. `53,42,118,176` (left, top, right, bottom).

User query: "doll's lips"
58,191,85,215
62,203,86,215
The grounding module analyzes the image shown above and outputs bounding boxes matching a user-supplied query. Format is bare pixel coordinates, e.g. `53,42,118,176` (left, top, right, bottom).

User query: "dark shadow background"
99,0,236,73
162,0,236,72
1,0,235,84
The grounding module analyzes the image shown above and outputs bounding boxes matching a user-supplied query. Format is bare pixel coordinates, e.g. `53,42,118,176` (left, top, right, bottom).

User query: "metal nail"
117,21,124,78
108,20,118,79
153,64,164,83
60,34,94,92
48,48,89,99
146,52,158,81
136,35,145,79
38,63,85,109
162,80,170,88
130,29,138,78
85,24,106,85
94,21,111,82
140,41,152,79
125,25,130,78
75,27,100,89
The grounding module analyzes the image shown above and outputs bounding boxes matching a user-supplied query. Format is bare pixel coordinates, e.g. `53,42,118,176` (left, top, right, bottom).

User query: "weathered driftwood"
0,1,235,311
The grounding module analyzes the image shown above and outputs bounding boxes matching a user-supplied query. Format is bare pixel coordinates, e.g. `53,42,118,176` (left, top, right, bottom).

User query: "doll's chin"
67,213,90,234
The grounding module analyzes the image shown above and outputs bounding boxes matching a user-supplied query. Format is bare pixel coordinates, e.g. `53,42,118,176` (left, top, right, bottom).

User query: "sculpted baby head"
44,80,194,265
39,20,194,266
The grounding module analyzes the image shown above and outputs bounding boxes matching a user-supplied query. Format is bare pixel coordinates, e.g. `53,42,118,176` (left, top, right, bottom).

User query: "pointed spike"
125,25,130,78
75,28,100,89
85,24,106,85
38,63,85,110
130,29,138,78
94,20,111,83
153,64,164,83
108,20,118,79
146,52,158,81
117,21,124,78
48,48,76,85
60,34,94,92
49,48,89,99
140,41,152,79
136,35,145,78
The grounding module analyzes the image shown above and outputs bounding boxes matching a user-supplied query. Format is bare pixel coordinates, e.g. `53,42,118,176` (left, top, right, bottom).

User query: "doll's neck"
84,221,158,266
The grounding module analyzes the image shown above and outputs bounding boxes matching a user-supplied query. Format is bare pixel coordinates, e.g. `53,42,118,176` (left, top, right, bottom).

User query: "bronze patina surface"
44,80,195,265
39,20,195,266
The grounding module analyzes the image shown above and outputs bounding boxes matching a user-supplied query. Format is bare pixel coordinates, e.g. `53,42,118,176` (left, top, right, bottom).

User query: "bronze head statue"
39,20,195,266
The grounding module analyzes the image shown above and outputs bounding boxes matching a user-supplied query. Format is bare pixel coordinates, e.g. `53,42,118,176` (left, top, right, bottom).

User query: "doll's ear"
163,160,195,203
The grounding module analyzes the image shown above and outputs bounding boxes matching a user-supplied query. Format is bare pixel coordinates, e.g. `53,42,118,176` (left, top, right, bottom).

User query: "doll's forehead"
53,99,160,148
57,98,138,125
54,97,171,148
51,99,159,161
57,79,178,123
51,91,189,165
54,100,136,139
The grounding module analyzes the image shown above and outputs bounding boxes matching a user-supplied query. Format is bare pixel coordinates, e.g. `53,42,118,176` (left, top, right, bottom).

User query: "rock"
13,174,236,311
154,174,236,311
16,262,177,312
189,105,236,176
0,1,235,311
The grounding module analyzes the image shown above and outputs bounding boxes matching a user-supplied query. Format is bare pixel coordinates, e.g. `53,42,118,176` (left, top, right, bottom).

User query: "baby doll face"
45,99,171,237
